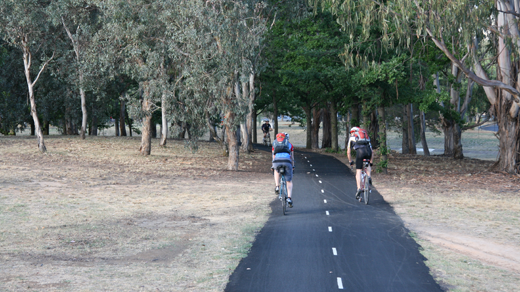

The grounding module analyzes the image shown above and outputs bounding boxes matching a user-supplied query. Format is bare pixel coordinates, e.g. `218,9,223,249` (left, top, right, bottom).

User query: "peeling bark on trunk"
443,122,455,156
140,84,152,156
240,121,249,152
226,112,239,171
495,90,520,172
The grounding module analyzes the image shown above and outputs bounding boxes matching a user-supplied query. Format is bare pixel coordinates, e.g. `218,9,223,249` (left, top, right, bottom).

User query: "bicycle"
351,159,371,205
263,132,271,146
359,160,371,205
276,165,289,215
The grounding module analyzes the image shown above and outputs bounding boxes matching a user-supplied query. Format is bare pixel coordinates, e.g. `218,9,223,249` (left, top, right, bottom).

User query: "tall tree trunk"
206,112,218,142
240,121,249,152
312,107,320,149
443,122,455,156
160,93,168,146
128,118,132,137
120,98,127,136
407,103,417,154
330,101,338,151
402,104,410,154
369,110,380,149
21,38,51,153
42,120,49,135
225,111,239,171
453,123,464,159
140,83,152,156
79,80,87,140
237,77,250,153
304,105,312,149
420,111,430,156
150,123,157,139
252,110,257,144
246,73,255,152
114,102,120,137
377,106,388,173
322,105,331,148
62,19,87,140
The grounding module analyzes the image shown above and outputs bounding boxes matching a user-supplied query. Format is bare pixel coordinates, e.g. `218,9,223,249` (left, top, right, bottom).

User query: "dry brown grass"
0,136,273,291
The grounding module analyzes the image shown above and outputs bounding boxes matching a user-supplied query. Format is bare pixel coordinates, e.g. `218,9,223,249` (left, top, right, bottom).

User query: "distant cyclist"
347,127,373,199
272,132,294,207
261,120,272,139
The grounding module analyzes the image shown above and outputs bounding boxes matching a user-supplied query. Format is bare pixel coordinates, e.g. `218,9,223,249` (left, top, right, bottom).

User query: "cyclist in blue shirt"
272,132,294,207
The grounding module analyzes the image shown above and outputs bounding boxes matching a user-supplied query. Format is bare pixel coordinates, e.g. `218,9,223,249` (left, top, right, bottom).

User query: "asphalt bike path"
225,146,442,292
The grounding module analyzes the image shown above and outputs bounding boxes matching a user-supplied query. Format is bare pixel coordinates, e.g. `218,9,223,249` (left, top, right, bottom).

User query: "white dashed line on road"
332,247,337,255
328,226,332,232
326,211,329,215
324,199,327,203
337,277,344,289
321,189,324,193
319,180,322,183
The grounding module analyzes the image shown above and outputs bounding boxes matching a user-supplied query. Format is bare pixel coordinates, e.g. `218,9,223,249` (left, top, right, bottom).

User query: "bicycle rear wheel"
281,176,287,215
364,181,369,205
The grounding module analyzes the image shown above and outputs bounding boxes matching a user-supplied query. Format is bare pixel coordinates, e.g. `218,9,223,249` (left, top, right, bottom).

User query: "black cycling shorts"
355,145,372,170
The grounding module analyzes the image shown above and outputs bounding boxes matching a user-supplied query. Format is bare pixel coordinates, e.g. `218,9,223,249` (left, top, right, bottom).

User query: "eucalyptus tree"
270,10,349,149
313,0,520,172
49,0,100,139
95,0,182,155
0,0,57,152
201,0,266,169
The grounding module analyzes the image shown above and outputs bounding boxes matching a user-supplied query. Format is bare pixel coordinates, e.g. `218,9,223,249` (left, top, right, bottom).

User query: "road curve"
225,146,443,292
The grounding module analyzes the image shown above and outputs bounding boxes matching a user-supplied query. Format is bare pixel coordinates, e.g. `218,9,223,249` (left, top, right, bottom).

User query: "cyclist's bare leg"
355,169,362,189
273,170,280,188
287,180,293,198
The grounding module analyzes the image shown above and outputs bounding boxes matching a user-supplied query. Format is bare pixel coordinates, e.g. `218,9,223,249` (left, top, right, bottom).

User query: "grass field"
2,121,519,291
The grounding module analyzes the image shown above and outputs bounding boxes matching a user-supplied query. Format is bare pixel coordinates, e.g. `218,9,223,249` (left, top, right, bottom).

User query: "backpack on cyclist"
273,133,291,154
350,127,370,145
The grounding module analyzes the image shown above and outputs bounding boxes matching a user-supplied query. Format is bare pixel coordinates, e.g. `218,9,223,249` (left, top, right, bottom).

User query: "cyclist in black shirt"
261,120,272,139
